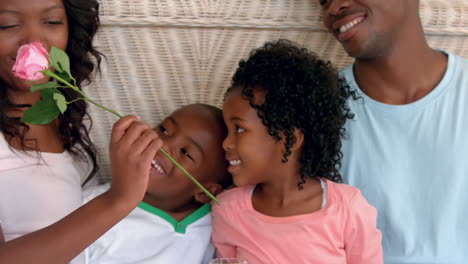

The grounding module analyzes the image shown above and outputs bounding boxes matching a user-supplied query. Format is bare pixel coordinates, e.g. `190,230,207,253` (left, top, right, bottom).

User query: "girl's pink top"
212,179,383,264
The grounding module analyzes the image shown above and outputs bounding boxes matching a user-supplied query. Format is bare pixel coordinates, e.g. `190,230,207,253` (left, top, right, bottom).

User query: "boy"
83,104,231,264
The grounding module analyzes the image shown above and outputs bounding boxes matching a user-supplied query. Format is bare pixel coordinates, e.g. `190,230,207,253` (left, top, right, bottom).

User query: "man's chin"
342,41,368,59
343,33,391,60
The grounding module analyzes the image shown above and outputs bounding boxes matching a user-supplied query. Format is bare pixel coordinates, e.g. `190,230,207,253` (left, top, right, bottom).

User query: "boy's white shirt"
82,184,215,264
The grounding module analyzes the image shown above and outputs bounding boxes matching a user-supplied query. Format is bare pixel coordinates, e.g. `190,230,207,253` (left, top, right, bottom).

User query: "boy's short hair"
189,104,232,189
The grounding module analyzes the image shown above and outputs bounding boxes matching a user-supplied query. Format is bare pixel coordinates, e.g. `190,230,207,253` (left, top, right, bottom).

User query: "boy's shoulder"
88,202,214,264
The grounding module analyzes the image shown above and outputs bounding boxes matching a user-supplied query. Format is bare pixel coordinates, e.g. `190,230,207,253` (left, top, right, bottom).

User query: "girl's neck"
252,176,323,217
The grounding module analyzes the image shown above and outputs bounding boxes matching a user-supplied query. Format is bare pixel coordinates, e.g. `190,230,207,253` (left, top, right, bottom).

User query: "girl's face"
223,87,285,186
0,0,68,93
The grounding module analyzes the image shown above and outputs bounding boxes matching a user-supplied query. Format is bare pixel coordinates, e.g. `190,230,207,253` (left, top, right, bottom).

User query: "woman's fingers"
129,128,161,156
110,115,141,143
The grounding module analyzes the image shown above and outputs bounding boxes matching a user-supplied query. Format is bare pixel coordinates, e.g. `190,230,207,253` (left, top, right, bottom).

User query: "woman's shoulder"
0,132,12,155
82,184,110,204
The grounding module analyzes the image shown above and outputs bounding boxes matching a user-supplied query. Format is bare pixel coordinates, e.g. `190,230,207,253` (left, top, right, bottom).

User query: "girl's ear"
290,127,304,152
194,183,223,204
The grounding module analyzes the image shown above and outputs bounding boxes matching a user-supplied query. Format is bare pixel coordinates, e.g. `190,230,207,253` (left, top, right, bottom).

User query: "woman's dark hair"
0,0,103,185
226,39,357,187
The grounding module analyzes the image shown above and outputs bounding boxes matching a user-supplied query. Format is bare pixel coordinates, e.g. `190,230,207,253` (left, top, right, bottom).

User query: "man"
320,0,468,263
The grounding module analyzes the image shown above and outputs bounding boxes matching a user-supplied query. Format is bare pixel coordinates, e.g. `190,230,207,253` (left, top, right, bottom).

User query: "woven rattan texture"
86,0,468,181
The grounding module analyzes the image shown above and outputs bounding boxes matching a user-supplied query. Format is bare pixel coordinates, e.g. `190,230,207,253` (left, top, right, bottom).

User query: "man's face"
319,0,414,60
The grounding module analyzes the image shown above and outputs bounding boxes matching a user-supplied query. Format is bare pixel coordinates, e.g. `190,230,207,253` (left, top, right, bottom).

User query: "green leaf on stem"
56,71,72,84
30,80,59,92
21,88,62,125
42,69,74,90
50,46,71,76
53,93,67,113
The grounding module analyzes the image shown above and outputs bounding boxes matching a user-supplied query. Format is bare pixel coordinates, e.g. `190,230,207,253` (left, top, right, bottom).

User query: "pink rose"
12,42,50,81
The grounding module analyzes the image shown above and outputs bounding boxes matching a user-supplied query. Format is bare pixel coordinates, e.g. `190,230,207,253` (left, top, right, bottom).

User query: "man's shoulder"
446,51,468,70
448,51,468,62
443,52,468,94
339,64,361,95
339,64,354,82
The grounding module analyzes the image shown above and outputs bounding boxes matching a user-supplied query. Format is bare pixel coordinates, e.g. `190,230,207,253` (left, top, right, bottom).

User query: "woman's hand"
107,115,163,209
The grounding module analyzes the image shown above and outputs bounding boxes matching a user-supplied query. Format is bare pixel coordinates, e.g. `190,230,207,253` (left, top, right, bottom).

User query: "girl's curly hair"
226,39,356,187
0,0,103,185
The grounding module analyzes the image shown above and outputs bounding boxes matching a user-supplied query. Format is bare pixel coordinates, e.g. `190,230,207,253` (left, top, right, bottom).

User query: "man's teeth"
229,160,241,166
339,18,362,33
151,160,165,174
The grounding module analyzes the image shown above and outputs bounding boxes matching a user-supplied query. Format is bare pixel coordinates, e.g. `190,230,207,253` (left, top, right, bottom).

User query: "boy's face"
319,0,414,59
223,87,285,186
146,105,226,208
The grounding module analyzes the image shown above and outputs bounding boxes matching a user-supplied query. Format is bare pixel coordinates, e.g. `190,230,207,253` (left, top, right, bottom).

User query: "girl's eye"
236,126,245,133
181,148,194,161
159,125,169,136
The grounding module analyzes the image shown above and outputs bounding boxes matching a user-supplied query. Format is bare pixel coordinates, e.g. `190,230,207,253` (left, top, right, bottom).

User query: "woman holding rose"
0,0,162,263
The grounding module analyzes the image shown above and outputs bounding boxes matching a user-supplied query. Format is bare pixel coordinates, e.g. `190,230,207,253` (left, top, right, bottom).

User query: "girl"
0,0,162,263
212,40,383,264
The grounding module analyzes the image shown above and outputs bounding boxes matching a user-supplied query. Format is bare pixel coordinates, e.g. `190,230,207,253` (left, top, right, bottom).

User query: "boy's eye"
159,125,169,136
236,126,245,133
181,148,194,161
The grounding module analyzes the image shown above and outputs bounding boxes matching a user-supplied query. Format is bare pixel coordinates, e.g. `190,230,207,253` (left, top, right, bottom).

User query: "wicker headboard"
86,0,468,181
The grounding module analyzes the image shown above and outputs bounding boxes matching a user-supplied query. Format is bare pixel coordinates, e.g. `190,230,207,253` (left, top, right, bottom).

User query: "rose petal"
16,45,29,58
12,42,49,81
13,48,29,71
25,51,49,68
13,71,27,80
32,42,49,57
24,64,45,81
